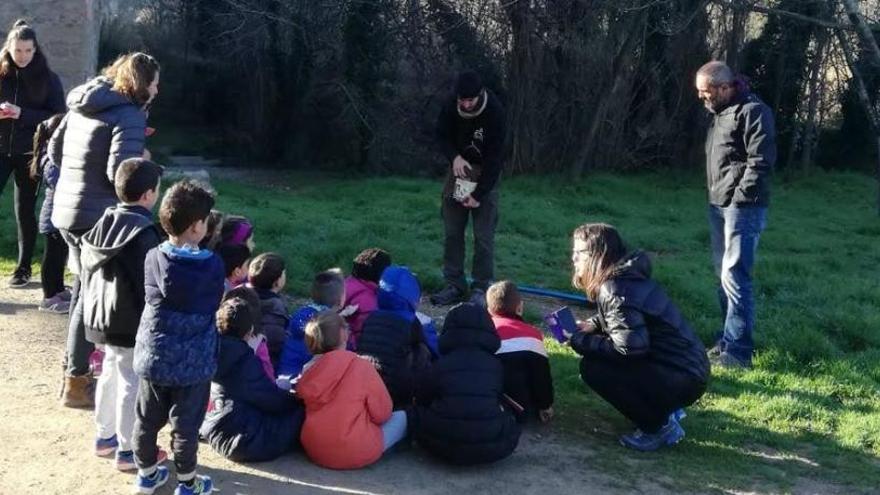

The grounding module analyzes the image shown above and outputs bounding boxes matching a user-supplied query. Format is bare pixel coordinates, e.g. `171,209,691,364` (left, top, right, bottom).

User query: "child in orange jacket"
296,311,408,469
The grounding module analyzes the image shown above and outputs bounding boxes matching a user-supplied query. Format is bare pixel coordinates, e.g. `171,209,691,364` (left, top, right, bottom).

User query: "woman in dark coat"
50,52,160,408
409,303,520,465
568,223,710,452
0,20,65,287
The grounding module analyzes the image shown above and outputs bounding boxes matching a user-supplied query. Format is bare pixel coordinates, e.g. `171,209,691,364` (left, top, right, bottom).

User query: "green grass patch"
2,167,878,493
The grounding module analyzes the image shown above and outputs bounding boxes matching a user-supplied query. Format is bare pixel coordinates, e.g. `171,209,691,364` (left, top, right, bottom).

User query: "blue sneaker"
133,466,169,494
619,419,685,452
671,408,687,423
95,435,118,457
174,475,214,495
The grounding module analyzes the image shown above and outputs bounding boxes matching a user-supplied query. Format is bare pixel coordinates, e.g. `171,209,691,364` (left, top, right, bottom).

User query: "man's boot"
430,285,464,306
61,374,95,409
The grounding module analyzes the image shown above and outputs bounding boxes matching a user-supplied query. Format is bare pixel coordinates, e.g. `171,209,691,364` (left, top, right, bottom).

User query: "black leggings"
0,154,39,273
41,231,68,299
580,357,706,433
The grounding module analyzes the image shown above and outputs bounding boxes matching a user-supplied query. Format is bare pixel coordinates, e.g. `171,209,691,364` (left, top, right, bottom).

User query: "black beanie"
456,71,483,99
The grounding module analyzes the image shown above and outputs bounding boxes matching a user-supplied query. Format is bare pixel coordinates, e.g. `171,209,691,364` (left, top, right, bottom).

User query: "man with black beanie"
430,70,506,306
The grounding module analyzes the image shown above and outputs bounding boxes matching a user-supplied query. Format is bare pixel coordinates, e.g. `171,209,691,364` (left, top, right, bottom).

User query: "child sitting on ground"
409,303,521,465
219,214,255,249
343,248,391,348
277,268,346,381
132,180,225,495
199,297,305,462
486,281,555,423
218,243,251,292
247,252,288,368
297,311,408,470
222,285,273,380
81,158,166,472
357,266,435,409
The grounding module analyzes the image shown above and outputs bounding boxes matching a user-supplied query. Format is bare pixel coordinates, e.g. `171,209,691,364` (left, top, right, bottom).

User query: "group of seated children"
77,158,556,493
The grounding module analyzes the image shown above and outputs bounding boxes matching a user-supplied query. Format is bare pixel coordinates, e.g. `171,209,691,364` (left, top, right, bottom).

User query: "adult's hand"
452,155,472,178
460,195,481,209
142,148,152,160
1,103,21,119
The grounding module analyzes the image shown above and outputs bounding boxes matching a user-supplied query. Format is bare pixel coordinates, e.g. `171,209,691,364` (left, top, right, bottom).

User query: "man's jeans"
708,204,768,364
441,190,498,292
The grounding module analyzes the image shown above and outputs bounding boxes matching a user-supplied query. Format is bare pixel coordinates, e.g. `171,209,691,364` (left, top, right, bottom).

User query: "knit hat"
456,71,483,99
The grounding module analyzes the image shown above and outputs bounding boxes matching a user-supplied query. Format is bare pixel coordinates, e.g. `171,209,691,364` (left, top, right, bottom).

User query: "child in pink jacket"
343,248,391,349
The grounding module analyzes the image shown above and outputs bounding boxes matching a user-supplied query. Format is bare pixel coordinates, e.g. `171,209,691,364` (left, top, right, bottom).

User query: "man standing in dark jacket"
81,158,164,471
696,61,776,369
430,71,506,306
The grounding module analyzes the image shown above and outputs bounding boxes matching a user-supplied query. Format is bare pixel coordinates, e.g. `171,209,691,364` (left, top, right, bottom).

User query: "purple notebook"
544,306,578,343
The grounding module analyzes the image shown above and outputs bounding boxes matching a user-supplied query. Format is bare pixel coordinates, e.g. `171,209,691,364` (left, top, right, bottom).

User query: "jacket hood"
377,266,420,315
67,77,136,115
346,277,377,304
153,241,222,308
611,251,652,281
81,205,154,272
296,350,359,406
439,303,500,355
215,335,253,379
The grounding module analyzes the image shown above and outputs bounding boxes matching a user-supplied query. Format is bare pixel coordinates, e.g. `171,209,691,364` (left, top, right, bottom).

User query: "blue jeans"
708,205,768,364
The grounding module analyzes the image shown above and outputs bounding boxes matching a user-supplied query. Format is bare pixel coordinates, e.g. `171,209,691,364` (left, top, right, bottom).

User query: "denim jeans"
59,228,94,376
708,204,768,364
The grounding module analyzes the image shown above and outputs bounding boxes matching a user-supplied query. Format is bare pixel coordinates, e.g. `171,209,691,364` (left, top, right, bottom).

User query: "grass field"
2,166,878,493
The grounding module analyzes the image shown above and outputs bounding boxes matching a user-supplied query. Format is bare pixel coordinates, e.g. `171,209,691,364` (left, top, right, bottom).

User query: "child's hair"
312,268,345,307
29,114,65,180
158,180,215,237
486,280,521,317
304,310,347,355
248,252,285,290
218,243,251,278
351,248,391,283
114,158,163,203
216,297,254,339
220,215,254,246
200,209,224,249
222,286,262,332
571,223,627,300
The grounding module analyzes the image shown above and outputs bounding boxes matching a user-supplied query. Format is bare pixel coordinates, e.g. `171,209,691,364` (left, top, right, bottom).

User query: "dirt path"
0,283,668,495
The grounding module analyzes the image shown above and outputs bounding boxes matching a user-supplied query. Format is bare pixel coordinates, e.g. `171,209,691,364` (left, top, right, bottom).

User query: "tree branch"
714,0,854,31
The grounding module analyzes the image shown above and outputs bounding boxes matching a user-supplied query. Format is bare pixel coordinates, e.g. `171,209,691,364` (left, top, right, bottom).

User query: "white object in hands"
338,304,359,318
453,178,478,202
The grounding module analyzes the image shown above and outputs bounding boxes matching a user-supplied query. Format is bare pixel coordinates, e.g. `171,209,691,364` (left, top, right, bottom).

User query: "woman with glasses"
567,223,710,451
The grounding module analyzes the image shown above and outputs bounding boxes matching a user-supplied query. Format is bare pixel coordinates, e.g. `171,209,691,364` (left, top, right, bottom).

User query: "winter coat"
411,303,520,465
133,242,226,386
343,276,378,347
200,335,304,462
81,205,161,347
50,77,147,231
276,302,326,378
492,315,554,421
297,350,392,470
35,131,60,234
705,91,776,207
569,251,710,383
0,64,65,156
436,89,506,201
255,289,289,368
357,266,432,409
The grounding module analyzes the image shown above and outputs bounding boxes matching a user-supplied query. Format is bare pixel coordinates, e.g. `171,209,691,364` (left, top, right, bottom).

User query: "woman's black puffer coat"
410,303,520,465
49,76,147,232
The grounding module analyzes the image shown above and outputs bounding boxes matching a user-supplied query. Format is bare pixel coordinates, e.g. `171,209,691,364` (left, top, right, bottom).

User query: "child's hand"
576,320,596,333
338,304,359,318
539,407,554,423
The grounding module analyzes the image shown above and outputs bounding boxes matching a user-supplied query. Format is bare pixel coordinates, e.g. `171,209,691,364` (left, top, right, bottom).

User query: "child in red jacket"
296,311,407,469
487,281,554,423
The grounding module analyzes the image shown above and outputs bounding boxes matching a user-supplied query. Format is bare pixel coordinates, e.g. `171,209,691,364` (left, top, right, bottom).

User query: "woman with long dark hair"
0,19,66,287
568,223,710,451
49,52,159,408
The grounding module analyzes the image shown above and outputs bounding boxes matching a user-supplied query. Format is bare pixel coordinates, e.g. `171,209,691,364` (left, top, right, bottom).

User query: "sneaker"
133,466,170,494
707,341,724,357
711,351,751,369
57,288,73,301
116,448,168,472
670,408,687,423
38,294,70,314
429,285,464,306
95,435,118,457
174,475,214,495
468,288,487,306
7,269,30,288
619,419,685,452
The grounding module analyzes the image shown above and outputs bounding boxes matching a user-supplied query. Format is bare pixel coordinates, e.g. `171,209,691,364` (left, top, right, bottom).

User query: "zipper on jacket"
7,70,19,157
